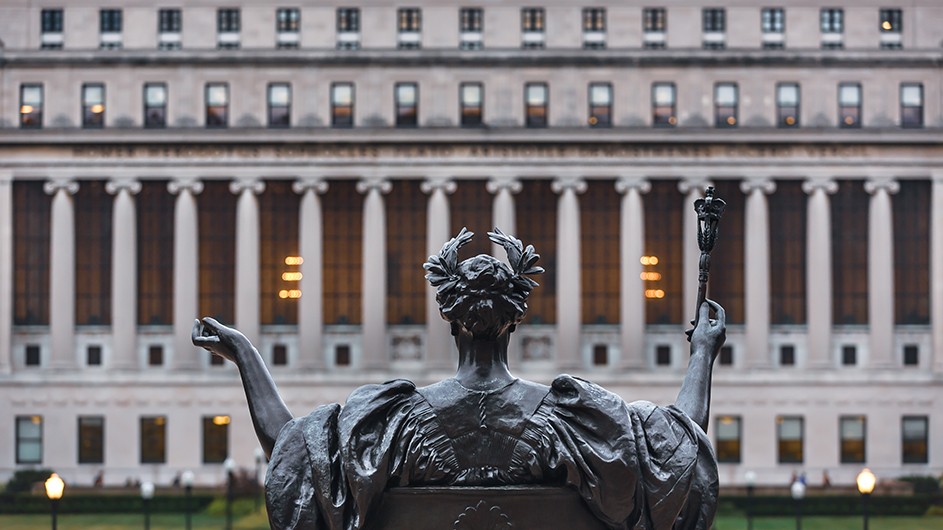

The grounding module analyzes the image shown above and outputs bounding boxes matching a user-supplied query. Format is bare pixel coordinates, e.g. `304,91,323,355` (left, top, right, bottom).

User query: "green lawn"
715,515,943,530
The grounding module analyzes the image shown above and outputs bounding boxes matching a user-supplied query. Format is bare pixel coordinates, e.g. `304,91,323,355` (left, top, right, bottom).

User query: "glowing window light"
281,272,303,281
284,256,304,265
644,289,665,299
640,255,659,266
212,415,231,426
640,272,662,281
91,104,104,114
20,105,34,114
288,289,302,299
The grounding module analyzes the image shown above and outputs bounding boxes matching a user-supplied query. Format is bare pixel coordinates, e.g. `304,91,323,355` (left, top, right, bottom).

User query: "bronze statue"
193,227,726,530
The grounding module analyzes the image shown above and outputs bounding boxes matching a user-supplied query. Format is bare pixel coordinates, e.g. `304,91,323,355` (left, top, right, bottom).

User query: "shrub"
4,469,55,494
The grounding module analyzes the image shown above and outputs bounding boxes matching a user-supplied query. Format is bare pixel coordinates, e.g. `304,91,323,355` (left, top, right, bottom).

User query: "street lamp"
744,470,757,530
224,457,236,530
790,477,806,530
856,468,876,530
141,481,155,530
44,473,64,530
254,447,265,510
181,470,195,530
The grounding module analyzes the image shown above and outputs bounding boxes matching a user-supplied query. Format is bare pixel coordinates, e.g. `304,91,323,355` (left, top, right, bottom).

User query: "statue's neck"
454,332,515,391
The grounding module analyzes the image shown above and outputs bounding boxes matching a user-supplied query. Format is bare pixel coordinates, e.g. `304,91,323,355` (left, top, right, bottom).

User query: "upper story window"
16,416,43,464
100,9,123,49
838,82,861,128
337,8,361,50
761,8,785,49
40,9,64,49
588,82,611,127
78,416,105,464
880,8,902,49
714,82,738,127
521,8,545,49
82,83,105,129
20,84,43,129
217,9,241,49
395,83,419,127
158,9,182,50
460,82,483,127
900,83,923,128
140,416,166,464
715,415,741,463
702,8,726,49
460,8,483,50
902,416,928,464
820,8,844,49
276,8,301,49
524,82,548,128
840,416,866,464
777,416,804,464
144,83,167,128
582,8,606,49
202,416,229,464
331,82,355,128
398,8,422,49
268,83,291,128
642,8,666,49
776,82,799,128
652,82,676,127
205,83,229,128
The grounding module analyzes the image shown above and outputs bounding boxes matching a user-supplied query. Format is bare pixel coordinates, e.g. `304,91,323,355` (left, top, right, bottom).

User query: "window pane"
333,84,353,105
461,84,482,105
778,84,799,105
78,416,104,464
590,84,611,105
83,85,104,105
715,84,737,105
202,416,229,463
269,84,290,106
22,86,43,106
526,84,547,104
145,85,166,106
653,83,675,105
207,84,228,105
140,416,166,464
396,84,417,105
901,84,922,106
839,84,860,105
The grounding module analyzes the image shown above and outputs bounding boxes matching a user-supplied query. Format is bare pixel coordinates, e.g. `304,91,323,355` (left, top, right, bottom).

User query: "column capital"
356,178,392,194
801,179,838,195
740,178,777,195
551,177,587,194
486,177,522,194
167,178,204,195
230,178,266,196
864,178,900,195
615,177,651,195
105,178,142,196
43,180,79,196
420,179,457,195
292,178,329,195
677,178,713,195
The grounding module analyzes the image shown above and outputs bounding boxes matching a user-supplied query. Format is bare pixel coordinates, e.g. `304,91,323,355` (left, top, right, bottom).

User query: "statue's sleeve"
545,375,718,530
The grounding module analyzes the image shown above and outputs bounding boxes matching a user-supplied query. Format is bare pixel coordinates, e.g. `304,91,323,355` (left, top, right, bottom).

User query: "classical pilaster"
293,178,329,371
45,179,80,370
487,177,522,261
865,178,899,368
552,177,587,371
678,179,712,325
741,179,776,369
615,177,650,370
802,179,839,368
168,178,203,371
230,179,265,347
932,176,943,374
422,178,457,371
106,178,142,371
357,178,392,370
0,174,12,374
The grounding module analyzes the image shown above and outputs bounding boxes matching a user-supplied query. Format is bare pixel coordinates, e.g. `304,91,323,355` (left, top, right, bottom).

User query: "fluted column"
932,176,943,373
616,177,650,370
865,178,899,368
678,179,712,325
169,178,203,371
231,179,265,347
45,179,80,370
487,178,522,261
358,178,392,370
741,179,776,369
422,178,457,371
293,178,329,371
0,173,12,374
106,178,142,371
802,179,838,368
553,177,586,371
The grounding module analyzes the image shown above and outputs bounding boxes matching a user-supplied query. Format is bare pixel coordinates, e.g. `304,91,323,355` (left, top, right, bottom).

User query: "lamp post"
141,481,154,530
790,477,806,530
744,470,757,530
44,473,64,530
224,457,236,530
181,470,195,530
254,447,264,510
856,468,876,530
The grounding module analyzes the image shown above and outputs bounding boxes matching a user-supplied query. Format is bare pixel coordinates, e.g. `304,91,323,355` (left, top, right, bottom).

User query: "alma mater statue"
193,228,726,530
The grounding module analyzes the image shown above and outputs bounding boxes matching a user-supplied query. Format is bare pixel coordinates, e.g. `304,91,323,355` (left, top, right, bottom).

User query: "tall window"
202,416,229,463
581,182,620,324
323,182,362,325
78,416,104,464
714,82,738,127
138,181,173,325
832,180,868,324
715,416,741,463
900,83,923,128
821,8,844,49
702,8,726,49
75,182,113,326
840,416,866,463
521,8,545,49
395,83,419,127
100,9,122,49
217,8,241,49
902,416,928,464
777,416,803,464
525,82,548,128
761,8,785,49
450,182,492,258
337,8,361,50
398,8,422,49
16,416,42,464
770,182,807,324
20,84,43,129
158,9,182,50
460,8,483,50
582,8,606,49
331,82,354,127
777,83,799,128
82,83,105,128
880,8,902,49
588,83,611,127
387,182,426,325
40,9,64,49
205,83,229,128
643,8,666,49
13,182,51,326
516,181,557,324
268,83,291,128
140,416,166,464
460,82,483,127
198,182,236,324
652,82,676,127
260,182,300,325
838,83,861,128
894,180,930,325
707,181,744,324
276,8,300,49
644,181,683,325
144,83,167,128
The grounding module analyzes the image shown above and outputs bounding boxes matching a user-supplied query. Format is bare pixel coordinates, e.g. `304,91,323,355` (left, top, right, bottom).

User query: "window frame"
205,82,230,128
20,83,43,129
158,8,181,33
880,8,902,33
276,7,300,33
78,416,105,464
900,83,923,128
394,82,419,128
777,415,804,464
267,82,292,128
41,8,63,33
839,415,866,464
82,83,106,129
838,82,862,128
99,8,122,33
331,82,355,128
16,415,43,464
776,82,800,128
521,8,546,49
459,82,483,127
821,8,844,33
143,83,167,129
202,416,230,464
524,82,548,128
643,7,666,32
714,82,738,128
762,7,785,33
652,82,676,127
139,416,167,464
902,416,928,464
588,82,612,128
715,415,742,464
336,8,361,50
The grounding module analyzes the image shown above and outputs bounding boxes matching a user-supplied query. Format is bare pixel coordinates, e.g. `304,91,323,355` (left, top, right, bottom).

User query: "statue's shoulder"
548,374,630,414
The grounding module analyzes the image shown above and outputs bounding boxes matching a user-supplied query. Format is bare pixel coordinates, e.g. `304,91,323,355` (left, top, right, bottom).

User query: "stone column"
865,178,899,368
357,178,392,371
230,179,265,347
932,176,943,373
615,177,650,370
106,178,142,371
0,174,12,374
802,179,838,368
552,177,587,371
487,177,522,260
168,178,203,371
293,178,329,371
421,178,457,371
678,179,712,325
45,180,80,370
741,179,776,369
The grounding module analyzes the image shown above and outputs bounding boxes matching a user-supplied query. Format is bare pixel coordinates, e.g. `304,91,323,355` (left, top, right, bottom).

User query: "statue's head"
424,228,543,339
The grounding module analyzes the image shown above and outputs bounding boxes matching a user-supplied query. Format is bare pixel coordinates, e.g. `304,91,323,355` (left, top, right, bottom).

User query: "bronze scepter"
692,186,726,330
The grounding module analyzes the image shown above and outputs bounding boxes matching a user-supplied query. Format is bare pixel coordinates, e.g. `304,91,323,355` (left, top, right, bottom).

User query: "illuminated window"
337,8,361,49
261,182,300,324
652,82,676,127
588,83,611,127
460,8,483,50
762,8,785,49
16,416,43,464
217,8,241,49
525,82,548,128
840,416,866,463
144,83,167,128
521,8,545,49
902,416,928,464
643,8,666,49
777,416,803,464
78,416,104,464
715,416,741,463
276,8,300,49
140,416,166,464
268,83,291,128
777,83,799,128
644,182,683,324
900,83,923,128
702,8,725,49
820,8,843,49
205,83,229,128
20,84,43,129
395,82,418,127
323,182,363,324
158,9,182,50
202,416,230,464
460,82,483,127
838,83,861,128
331,82,354,127
880,8,902,49
398,8,422,49
582,8,606,49
41,9,64,49
714,82,738,127
82,83,105,129
100,9,122,49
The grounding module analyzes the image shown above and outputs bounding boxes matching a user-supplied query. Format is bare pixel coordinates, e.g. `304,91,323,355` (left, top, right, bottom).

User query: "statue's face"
439,255,523,338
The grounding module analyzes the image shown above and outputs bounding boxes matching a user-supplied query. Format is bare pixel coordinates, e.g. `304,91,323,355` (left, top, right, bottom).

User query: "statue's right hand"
191,317,249,365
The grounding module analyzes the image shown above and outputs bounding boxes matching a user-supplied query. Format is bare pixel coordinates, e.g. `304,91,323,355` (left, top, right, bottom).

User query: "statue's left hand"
191,317,252,365
688,299,726,361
